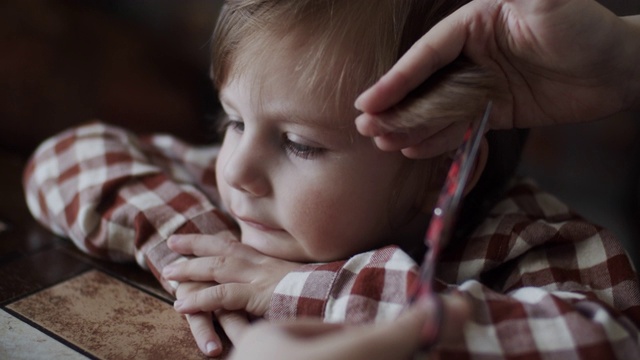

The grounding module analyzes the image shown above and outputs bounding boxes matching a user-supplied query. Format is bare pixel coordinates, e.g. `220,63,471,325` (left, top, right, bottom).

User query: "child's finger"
163,256,254,283
168,230,240,256
185,312,224,357
215,310,251,345
174,284,267,316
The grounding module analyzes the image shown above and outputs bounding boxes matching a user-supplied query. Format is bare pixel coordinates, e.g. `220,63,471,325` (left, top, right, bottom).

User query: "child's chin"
241,233,310,262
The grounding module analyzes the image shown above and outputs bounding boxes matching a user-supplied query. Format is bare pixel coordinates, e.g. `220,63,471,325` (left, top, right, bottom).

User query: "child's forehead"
211,1,404,113
222,36,362,122
219,69,357,132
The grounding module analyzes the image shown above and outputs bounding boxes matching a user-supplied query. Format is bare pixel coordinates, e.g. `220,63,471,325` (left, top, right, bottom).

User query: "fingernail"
173,299,184,310
354,96,363,111
206,341,219,355
354,114,369,133
356,114,388,137
162,265,174,277
168,235,182,246
168,280,179,291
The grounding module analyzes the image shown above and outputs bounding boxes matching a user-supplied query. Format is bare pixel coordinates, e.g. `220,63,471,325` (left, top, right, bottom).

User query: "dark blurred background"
0,0,221,154
1,0,638,267
519,1,640,269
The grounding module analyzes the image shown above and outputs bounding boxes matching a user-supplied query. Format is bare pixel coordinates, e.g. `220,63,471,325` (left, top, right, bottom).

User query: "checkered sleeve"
267,245,419,324
436,178,640,359
23,122,236,294
268,178,640,359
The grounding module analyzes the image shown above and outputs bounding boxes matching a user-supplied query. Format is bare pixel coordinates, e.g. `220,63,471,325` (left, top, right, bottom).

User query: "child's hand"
164,231,302,316
175,281,223,357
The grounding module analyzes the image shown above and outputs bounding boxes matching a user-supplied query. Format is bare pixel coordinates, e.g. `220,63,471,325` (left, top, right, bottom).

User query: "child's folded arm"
435,279,640,358
22,122,236,294
446,229,640,358
437,179,640,358
265,179,640,358
266,238,640,358
266,245,419,323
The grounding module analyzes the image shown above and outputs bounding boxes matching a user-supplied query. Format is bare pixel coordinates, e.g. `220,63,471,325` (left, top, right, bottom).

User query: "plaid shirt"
24,122,640,359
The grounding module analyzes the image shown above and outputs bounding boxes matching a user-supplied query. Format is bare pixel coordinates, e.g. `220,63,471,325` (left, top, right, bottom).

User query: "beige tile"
0,309,88,359
8,270,212,359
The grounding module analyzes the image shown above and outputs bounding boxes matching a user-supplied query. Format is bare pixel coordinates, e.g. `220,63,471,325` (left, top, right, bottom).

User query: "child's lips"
241,218,284,232
231,210,283,232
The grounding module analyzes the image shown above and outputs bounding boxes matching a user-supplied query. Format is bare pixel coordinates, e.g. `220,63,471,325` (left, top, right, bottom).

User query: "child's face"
215,52,428,262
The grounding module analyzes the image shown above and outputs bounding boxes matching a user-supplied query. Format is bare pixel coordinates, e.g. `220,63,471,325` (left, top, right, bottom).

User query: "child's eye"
283,135,324,160
228,120,245,133
218,116,245,135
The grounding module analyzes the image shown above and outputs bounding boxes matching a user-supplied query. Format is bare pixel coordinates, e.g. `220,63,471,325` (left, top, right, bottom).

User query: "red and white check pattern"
24,122,640,359
23,122,236,292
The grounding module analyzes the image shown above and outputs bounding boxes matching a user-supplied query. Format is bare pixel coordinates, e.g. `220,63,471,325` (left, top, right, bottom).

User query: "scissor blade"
414,101,492,298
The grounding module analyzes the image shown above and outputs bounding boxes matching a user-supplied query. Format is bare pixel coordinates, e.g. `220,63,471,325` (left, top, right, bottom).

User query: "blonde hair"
211,0,498,122
211,0,502,226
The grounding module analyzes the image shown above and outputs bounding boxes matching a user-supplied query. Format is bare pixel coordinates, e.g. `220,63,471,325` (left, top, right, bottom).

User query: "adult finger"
368,123,452,153
227,319,348,360
362,120,466,159
355,1,474,114
326,297,437,360
331,294,470,360
357,111,449,142
275,321,347,339
398,121,469,159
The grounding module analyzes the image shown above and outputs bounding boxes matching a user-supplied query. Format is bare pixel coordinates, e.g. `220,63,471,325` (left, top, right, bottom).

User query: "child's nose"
222,138,270,197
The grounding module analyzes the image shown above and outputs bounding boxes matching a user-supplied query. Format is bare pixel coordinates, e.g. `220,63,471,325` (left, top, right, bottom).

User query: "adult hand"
220,294,470,360
355,0,640,158
164,231,301,317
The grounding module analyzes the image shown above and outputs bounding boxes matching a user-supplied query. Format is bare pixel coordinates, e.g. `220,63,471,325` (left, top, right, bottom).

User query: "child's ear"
462,136,489,196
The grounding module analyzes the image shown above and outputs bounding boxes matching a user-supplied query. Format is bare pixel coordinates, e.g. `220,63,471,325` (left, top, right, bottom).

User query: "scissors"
412,101,492,346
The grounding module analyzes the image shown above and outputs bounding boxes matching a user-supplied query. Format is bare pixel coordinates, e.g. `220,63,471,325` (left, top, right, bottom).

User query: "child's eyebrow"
219,94,348,132
282,112,345,131
218,94,238,113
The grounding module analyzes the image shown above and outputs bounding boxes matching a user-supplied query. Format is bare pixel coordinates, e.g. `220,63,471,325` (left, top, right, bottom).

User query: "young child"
23,0,640,359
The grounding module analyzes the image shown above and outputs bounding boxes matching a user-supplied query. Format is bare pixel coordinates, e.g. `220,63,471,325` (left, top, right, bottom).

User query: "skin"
166,38,436,356
171,234,298,356
221,294,470,360
355,0,640,158
170,0,640,356
213,75,428,263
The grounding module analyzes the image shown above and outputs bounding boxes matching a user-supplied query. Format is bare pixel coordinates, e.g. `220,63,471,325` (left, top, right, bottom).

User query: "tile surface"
7,270,208,359
0,151,229,359
0,310,88,360
0,248,91,304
